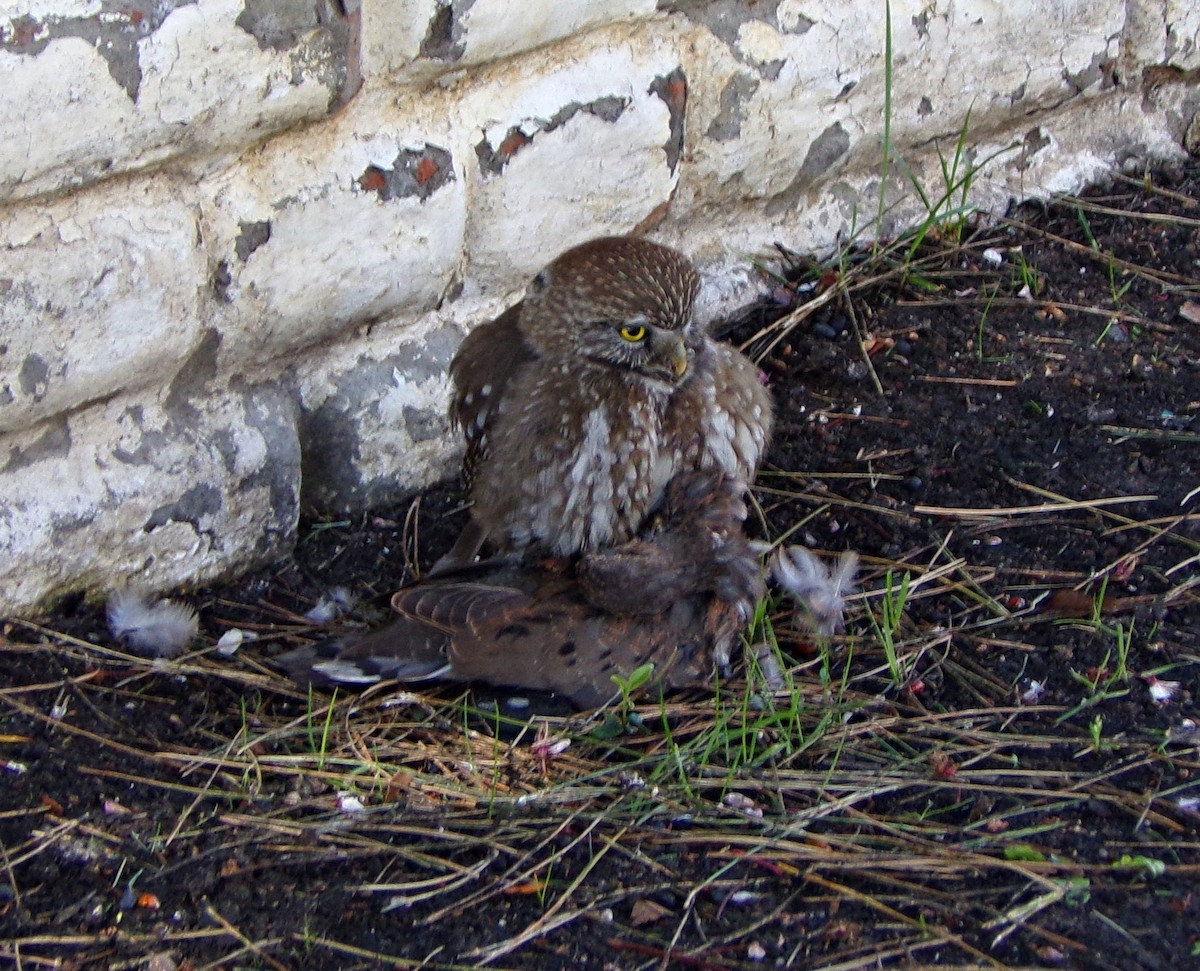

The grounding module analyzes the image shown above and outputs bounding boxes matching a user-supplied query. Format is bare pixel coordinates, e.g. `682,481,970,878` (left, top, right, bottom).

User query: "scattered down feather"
107,590,198,658
771,547,858,637
304,587,357,624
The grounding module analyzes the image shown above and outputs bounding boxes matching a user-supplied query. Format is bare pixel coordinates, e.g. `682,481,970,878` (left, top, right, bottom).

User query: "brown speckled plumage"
444,236,773,566
279,472,764,708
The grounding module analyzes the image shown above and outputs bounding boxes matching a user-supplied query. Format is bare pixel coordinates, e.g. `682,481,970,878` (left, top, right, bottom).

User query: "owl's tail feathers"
276,619,454,689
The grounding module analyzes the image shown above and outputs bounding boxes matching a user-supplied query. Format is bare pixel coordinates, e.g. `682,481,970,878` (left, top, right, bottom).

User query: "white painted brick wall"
1,0,1197,614
0,182,205,433
200,87,467,370
460,25,686,283
1,379,300,609
0,0,352,202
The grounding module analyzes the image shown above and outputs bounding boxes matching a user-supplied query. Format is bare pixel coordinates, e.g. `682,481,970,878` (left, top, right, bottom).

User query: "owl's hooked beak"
640,330,689,383
670,337,689,379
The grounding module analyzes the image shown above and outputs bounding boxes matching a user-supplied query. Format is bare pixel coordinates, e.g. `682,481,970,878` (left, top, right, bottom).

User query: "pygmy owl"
441,235,773,567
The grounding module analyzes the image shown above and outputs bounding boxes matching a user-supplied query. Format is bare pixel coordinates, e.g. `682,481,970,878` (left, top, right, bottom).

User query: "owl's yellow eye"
619,325,647,342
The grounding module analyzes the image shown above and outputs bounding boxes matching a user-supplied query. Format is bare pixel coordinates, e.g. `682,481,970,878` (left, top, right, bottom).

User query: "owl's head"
520,236,702,385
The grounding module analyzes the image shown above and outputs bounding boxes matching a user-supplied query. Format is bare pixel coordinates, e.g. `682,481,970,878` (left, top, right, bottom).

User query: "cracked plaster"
0,0,349,201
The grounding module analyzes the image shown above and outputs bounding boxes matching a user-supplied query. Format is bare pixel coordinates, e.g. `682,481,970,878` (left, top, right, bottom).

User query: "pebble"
1104,322,1129,343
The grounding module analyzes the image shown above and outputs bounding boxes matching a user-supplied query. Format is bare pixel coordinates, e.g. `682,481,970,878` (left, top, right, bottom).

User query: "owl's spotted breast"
478,375,674,555
667,340,771,477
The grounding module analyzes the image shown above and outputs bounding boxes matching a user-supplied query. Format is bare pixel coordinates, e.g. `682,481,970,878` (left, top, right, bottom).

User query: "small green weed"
866,570,912,688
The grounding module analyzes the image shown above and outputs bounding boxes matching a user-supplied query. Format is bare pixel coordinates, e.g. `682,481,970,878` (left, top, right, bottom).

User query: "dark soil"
3,162,1199,970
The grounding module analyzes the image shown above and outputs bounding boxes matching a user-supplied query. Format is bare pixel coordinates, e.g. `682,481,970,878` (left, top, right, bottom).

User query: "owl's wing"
661,339,773,489
448,302,534,486
437,303,536,572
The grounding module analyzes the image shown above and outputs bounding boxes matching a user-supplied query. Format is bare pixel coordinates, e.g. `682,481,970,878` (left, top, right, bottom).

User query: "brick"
674,0,1127,212
0,378,301,614
444,0,656,67
200,90,467,370
361,0,437,78
294,313,464,512
0,181,206,434
0,0,354,202
460,27,686,284
365,0,656,81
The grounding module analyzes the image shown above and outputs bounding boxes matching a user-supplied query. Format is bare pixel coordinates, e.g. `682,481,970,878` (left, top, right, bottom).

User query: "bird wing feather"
392,582,533,634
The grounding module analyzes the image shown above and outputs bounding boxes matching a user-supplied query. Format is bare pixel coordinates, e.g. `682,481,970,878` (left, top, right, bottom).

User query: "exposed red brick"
415,155,439,185
358,166,388,193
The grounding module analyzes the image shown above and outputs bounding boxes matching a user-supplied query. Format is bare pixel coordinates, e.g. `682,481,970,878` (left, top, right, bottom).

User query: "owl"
279,471,764,708
439,235,773,568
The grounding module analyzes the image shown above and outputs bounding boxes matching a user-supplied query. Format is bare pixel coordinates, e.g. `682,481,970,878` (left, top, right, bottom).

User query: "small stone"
1103,322,1129,343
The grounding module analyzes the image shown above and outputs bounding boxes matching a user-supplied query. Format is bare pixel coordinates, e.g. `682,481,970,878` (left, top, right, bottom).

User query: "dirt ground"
2,160,1199,970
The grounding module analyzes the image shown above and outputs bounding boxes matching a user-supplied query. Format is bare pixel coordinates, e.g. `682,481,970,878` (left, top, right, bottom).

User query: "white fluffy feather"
304,586,357,623
106,590,198,658
772,547,858,637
